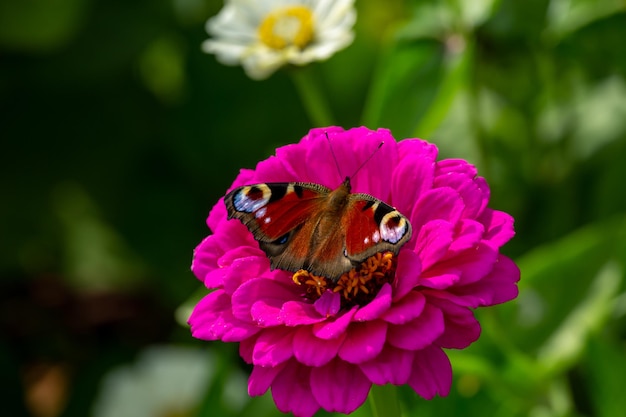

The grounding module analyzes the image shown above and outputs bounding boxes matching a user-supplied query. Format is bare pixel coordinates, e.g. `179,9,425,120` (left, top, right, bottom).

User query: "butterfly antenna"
350,141,384,179
325,131,344,179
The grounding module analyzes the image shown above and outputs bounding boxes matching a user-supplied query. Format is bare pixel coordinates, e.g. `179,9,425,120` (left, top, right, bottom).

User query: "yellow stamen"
258,5,315,50
292,252,398,307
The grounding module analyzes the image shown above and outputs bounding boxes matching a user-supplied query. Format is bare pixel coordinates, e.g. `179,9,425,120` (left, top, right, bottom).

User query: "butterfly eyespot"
233,185,271,213
379,211,408,243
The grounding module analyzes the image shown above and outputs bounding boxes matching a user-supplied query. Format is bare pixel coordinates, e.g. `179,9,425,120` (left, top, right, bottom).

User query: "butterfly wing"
224,182,331,272
225,182,412,281
342,193,412,262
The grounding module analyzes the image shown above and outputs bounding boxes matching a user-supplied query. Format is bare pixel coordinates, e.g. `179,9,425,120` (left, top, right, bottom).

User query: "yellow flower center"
258,5,315,50
292,252,397,307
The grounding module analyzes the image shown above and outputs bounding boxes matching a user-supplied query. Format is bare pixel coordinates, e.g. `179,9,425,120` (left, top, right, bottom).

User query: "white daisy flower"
203,0,356,80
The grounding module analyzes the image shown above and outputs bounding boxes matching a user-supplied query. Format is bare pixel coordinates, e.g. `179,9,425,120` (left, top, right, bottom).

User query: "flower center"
258,5,314,50
292,252,397,307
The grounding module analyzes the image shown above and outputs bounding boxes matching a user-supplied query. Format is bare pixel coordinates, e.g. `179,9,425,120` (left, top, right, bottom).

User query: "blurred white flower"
92,345,248,417
203,0,356,79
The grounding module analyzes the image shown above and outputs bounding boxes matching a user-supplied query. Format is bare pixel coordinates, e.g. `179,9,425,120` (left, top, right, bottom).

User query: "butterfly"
224,175,412,282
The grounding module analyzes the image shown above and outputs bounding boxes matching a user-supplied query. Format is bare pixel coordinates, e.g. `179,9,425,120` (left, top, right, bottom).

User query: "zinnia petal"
410,187,465,231
392,151,436,216
425,292,481,349
353,283,392,321
450,254,520,307
271,361,320,417
392,249,422,301
280,301,327,326
359,345,414,385
434,171,488,219
189,290,259,342
338,320,387,364
293,326,346,366
310,358,371,414
231,278,298,325
408,346,452,399
382,290,427,325
414,219,454,270
248,362,285,396
387,303,445,350
312,306,358,339
252,327,295,366
479,208,516,247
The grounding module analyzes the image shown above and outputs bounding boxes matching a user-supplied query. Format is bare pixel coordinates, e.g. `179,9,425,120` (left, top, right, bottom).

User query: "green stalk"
289,66,336,127
368,384,402,417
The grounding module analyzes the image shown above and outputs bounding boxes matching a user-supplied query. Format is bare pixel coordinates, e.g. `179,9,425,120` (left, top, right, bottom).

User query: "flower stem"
368,384,402,417
289,66,336,127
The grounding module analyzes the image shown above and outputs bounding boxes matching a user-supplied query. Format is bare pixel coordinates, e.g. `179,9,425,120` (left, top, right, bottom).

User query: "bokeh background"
2,0,626,416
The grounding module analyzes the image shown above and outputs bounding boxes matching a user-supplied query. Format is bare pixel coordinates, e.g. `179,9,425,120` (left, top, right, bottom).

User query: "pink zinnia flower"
189,126,519,417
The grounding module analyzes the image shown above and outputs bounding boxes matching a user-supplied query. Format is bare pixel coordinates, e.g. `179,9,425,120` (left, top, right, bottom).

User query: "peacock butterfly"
223,145,412,282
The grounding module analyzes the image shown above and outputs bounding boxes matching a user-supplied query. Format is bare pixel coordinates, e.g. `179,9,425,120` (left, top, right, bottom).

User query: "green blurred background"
2,0,626,416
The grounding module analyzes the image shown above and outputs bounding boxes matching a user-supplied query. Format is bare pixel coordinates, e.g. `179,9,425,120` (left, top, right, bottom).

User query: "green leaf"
411,38,473,139
456,0,501,28
498,216,626,355
362,36,470,139
536,260,622,374
361,2,475,138
545,0,626,41
570,76,626,160
362,37,444,137
585,337,626,417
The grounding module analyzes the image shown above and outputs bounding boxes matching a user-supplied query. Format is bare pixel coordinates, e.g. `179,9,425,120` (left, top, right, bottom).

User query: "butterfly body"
224,177,412,281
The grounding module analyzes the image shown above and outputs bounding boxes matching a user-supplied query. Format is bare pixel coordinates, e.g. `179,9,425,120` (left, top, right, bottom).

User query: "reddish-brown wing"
342,195,412,262
224,182,332,274
224,181,412,280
